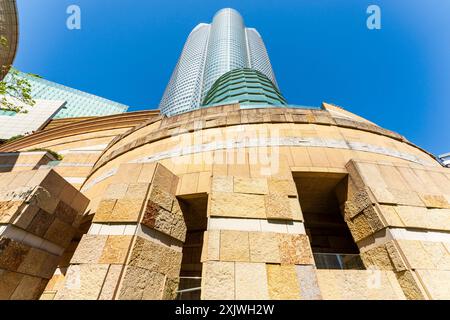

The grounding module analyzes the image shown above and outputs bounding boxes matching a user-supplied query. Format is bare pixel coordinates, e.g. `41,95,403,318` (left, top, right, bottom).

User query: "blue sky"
15,0,450,155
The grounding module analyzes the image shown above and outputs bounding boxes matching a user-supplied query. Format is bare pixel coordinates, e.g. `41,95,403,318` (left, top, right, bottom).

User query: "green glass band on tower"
202,68,287,107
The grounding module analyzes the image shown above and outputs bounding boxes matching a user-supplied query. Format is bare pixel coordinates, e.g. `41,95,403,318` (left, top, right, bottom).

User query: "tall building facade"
5,71,129,119
160,8,279,116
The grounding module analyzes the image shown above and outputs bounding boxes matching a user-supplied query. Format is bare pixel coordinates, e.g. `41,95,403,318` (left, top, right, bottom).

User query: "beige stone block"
93,199,116,222
30,187,59,214
396,240,435,269
233,177,268,195
346,214,373,242
421,242,450,270
197,171,211,194
265,193,293,220
415,269,450,300
385,241,408,272
10,275,46,300
137,163,157,183
71,235,108,264
396,270,426,300
220,230,249,262
209,192,266,219
178,173,199,196
249,232,280,263
201,230,220,262
118,266,165,300
104,183,128,200
211,176,233,193
235,262,269,300
0,238,30,272
201,261,235,300
153,164,178,195
268,179,298,196
162,277,179,300
44,219,76,248
170,205,187,242
125,183,150,200
266,264,300,300
394,206,428,229
142,200,174,237
360,245,394,270
0,201,22,224
378,205,404,227
289,197,304,221
296,265,322,300
148,185,173,212
55,264,109,300
98,265,123,300
17,248,58,279
128,237,182,278
369,187,396,205
0,270,23,299
362,205,384,233
111,198,143,222
99,235,133,264
419,193,450,209
278,234,314,265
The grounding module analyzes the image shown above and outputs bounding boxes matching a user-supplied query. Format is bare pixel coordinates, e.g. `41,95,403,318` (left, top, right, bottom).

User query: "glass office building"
160,8,280,116
6,71,129,119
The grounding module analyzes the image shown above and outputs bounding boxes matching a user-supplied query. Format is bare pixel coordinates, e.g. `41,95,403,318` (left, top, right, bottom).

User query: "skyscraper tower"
159,8,281,116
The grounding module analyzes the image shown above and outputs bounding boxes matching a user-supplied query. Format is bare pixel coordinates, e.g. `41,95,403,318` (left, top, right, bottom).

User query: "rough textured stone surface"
110,198,143,222
118,266,165,300
27,209,55,238
17,248,58,279
44,218,76,248
71,235,108,264
170,201,187,242
265,193,293,220
316,270,406,300
268,179,298,196
211,176,233,193
0,201,22,224
419,194,450,209
220,230,250,262
278,234,314,265
346,213,373,242
249,232,280,263
149,186,173,212
55,264,109,300
201,261,235,300
0,238,30,272
54,201,78,225
162,277,179,300
235,262,269,300
99,236,133,264
128,237,182,278
234,177,268,195
396,270,426,300
201,230,220,262
266,264,300,300
360,245,394,270
210,192,266,219
98,265,123,300
93,199,116,222
296,265,322,300
142,200,173,236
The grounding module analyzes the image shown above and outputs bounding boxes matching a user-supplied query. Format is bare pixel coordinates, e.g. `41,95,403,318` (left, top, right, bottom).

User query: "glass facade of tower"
159,8,280,116
5,71,129,119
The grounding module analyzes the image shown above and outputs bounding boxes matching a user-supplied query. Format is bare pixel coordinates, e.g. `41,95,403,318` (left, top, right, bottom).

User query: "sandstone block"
55,264,109,300
396,240,435,269
54,201,78,225
268,179,298,196
248,232,280,263
419,193,450,209
234,177,268,195
104,183,128,200
296,265,322,300
99,264,123,300
110,198,143,222
235,262,269,300
99,235,133,264
266,264,300,300
0,237,30,272
265,193,293,220
162,277,179,300
10,274,46,300
70,234,108,264
93,199,116,222
0,269,23,299
415,269,450,300
0,201,22,224
211,176,233,193
209,192,266,219
278,234,314,265
44,219,76,248
201,230,220,262
27,209,55,238
201,261,235,300
220,230,249,262
148,186,173,212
